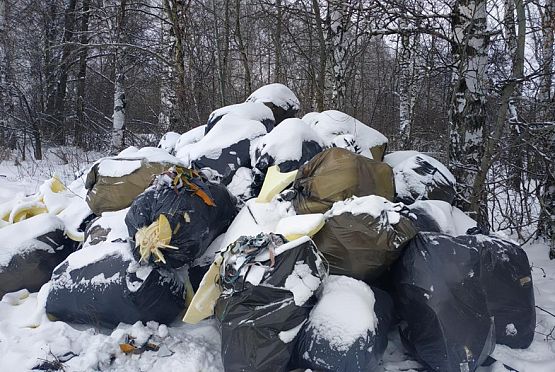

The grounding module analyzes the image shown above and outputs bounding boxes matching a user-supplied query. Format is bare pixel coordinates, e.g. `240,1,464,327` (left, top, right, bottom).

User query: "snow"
226,167,253,199
175,115,266,164
208,102,274,127
97,158,143,178
114,146,184,165
383,150,421,168
326,195,403,224
284,262,321,306
275,214,324,238
158,132,181,153
308,275,377,352
173,126,206,154
305,110,387,159
409,200,477,236
0,214,65,267
245,83,300,112
278,321,305,343
252,118,325,165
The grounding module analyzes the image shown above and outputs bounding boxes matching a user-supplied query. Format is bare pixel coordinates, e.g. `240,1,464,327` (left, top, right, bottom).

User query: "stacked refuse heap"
0,83,536,372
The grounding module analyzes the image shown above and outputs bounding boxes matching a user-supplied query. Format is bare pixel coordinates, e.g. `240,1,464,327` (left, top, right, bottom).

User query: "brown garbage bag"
85,159,169,215
313,197,417,284
292,148,395,214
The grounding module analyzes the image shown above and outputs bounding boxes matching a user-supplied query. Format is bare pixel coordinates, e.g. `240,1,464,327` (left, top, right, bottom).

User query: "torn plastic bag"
388,152,456,205
125,167,236,268
245,83,300,124
251,118,324,194
292,276,393,372
291,148,395,214
313,196,417,284
406,200,477,236
205,102,275,134
45,242,186,328
394,233,495,372
476,235,535,349
0,214,73,298
177,115,267,185
215,234,326,372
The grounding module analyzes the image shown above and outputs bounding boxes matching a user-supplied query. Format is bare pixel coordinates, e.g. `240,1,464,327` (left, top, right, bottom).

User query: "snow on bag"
251,118,324,194
305,110,388,160
173,125,206,154
289,147,395,214
393,232,495,372
388,152,456,205
205,102,275,134
406,199,477,236
313,196,417,284
214,233,326,372
45,210,186,327
292,276,393,372
0,214,73,298
245,83,300,124
157,131,181,154
85,147,182,215
177,115,267,185
476,234,535,349
125,167,237,268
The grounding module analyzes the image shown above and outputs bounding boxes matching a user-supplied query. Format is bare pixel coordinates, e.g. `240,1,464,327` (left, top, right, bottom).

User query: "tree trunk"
75,0,90,148
274,0,284,83
327,1,349,110
111,0,127,154
311,0,326,111
235,0,252,96
448,0,489,223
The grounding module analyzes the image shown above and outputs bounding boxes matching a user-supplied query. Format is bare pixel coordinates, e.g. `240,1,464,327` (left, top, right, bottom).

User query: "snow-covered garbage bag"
125,167,236,269
85,147,182,215
289,148,395,214
45,209,186,327
394,233,495,372
0,214,73,298
476,235,535,349
173,125,206,154
313,196,417,284
384,151,456,205
245,83,300,125
214,233,326,372
292,276,393,372
157,131,181,154
406,200,477,236
303,110,388,160
251,118,324,194
176,114,267,185
205,102,275,134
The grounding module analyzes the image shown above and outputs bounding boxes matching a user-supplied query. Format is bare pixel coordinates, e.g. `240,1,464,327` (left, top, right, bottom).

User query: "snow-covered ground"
1,150,555,371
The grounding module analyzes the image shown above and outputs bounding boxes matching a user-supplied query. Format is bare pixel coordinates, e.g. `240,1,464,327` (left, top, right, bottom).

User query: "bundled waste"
205,102,275,134
313,196,417,284
293,276,393,372
0,214,73,298
246,83,300,124
125,167,236,268
46,210,186,327
394,233,496,372
215,233,326,371
289,148,395,214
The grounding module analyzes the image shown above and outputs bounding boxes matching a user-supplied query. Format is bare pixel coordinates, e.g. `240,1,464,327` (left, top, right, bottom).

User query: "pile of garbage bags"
0,83,537,372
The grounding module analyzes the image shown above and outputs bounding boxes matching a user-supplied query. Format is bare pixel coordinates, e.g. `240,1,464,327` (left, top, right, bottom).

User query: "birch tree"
111,0,128,153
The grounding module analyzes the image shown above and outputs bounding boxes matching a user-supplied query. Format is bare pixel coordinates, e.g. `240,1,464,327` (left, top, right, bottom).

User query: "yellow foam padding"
50,176,65,193
256,165,298,203
275,213,325,241
10,202,48,223
66,229,85,242
135,214,178,264
183,255,223,324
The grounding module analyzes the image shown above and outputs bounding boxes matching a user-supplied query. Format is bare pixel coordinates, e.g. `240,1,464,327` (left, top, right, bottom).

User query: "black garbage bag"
181,115,267,185
394,233,495,372
406,200,477,236
251,118,324,194
45,242,186,328
390,153,456,205
215,234,326,372
205,102,275,134
292,276,393,372
476,235,535,349
0,214,73,298
125,167,237,269
245,83,300,124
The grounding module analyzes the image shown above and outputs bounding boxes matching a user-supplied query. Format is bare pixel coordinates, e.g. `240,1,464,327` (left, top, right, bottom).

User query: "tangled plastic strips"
135,214,178,264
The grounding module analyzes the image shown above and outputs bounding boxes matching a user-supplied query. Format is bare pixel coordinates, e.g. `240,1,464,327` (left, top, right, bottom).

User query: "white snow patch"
208,102,274,127
279,321,305,343
246,83,300,112
174,125,206,154
326,195,402,224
